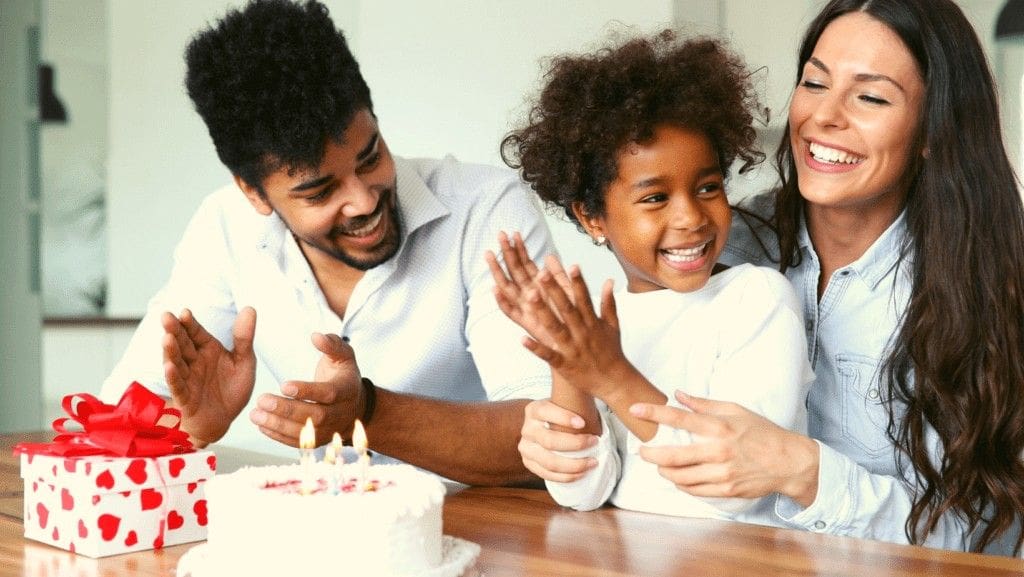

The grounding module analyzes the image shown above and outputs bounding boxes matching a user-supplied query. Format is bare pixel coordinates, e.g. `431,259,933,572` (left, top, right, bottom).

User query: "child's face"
580,124,730,294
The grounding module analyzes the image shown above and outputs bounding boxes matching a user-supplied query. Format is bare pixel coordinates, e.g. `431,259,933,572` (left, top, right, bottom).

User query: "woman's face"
788,11,926,216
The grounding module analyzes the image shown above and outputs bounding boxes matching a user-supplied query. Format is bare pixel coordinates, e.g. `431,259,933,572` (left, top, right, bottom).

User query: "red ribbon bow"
15,382,194,457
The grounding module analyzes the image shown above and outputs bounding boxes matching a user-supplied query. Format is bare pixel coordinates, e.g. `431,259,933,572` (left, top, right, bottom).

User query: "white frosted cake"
176,463,479,577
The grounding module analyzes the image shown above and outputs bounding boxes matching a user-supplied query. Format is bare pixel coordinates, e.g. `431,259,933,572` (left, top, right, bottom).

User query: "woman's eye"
639,193,668,204
799,79,827,91
859,94,890,106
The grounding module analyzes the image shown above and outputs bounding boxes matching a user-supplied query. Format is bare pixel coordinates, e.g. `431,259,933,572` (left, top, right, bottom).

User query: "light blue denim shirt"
721,191,973,551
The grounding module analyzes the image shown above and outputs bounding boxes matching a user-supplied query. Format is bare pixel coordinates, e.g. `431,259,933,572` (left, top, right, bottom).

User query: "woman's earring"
594,235,607,246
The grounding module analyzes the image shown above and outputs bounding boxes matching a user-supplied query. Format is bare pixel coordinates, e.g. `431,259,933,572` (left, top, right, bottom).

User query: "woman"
518,0,1024,554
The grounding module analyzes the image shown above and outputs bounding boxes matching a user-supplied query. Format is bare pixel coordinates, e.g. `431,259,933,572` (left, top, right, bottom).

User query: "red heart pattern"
206,455,217,470
169,457,186,478
187,482,197,494
63,459,76,473
194,499,208,526
124,530,138,546
95,470,115,490
51,526,59,541
78,519,88,538
36,503,49,529
167,510,184,530
126,459,148,484
140,488,163,511
98,513,121,541
61,488,74,510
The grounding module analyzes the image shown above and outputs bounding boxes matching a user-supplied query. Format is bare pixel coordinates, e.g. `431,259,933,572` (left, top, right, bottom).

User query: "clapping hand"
162,306,257,446
251,332,366,447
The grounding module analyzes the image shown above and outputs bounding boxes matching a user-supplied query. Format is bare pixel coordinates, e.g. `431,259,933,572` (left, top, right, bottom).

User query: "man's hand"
162,306,258,447
251,332,366,447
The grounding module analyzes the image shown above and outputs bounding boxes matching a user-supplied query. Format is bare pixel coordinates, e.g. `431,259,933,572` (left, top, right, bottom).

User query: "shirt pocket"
836,354,892,458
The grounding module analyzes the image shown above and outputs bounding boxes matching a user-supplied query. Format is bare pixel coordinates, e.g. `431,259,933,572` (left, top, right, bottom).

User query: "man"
100,0,554,486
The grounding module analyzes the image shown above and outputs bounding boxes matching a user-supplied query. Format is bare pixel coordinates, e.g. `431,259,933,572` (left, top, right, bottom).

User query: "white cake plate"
177,535,481,577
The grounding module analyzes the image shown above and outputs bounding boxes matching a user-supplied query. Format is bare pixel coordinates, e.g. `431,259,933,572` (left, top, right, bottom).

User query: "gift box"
15,382,215,557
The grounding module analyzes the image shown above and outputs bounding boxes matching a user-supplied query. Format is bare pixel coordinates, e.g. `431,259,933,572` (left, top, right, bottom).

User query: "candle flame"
325,431,343,464
352,419,367,452
300,417,316,450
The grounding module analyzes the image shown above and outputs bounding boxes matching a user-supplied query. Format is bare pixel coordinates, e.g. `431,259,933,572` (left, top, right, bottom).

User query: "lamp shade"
997,0,1024,40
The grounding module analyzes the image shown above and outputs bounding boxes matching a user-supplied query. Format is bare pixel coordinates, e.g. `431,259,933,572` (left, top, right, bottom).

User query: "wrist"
359,377,377,425
782,433,820,507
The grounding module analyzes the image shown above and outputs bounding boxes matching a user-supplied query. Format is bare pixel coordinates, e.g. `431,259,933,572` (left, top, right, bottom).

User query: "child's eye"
639,193,668,204
696,182,723,197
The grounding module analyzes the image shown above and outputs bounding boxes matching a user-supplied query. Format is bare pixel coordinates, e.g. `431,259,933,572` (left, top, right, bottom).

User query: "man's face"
242,109,401,271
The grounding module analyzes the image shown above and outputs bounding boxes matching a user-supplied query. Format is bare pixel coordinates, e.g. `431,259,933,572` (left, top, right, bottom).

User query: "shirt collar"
798,208,910,290
392,156,450,240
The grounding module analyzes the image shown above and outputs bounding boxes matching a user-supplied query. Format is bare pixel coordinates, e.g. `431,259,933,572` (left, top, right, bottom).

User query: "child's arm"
525,260,667,441
549,370,600,435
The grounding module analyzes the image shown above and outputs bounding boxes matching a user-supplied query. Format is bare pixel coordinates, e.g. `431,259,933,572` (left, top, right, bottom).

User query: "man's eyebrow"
289,132,381,193
290,174,333,193
807,57,905,92
357,132,380,162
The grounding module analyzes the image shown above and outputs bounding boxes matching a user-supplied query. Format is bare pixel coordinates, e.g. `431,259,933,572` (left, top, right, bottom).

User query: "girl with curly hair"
487,30,813,524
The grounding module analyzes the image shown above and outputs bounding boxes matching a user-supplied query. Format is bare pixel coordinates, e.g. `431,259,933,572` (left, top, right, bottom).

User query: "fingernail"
251,410,266,425
570,416,585,429
281,383,297,396
629,404,644,416
586,435,599,447
257,395,276,411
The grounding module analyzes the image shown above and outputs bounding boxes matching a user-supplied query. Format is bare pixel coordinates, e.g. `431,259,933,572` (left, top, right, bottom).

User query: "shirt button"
867,388,880,399
812,520,827,530
839,270,850,276
805,320,814,332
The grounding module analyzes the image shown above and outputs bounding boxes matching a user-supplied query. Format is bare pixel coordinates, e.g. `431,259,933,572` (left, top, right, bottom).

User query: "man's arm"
368,390,535,486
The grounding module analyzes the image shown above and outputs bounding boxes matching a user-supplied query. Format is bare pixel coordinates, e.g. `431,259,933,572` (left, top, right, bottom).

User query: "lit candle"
352,419,370,493
325,432,344,493
299,417,316,495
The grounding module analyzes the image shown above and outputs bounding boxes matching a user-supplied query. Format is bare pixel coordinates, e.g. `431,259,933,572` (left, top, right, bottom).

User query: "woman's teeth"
809,142,864,165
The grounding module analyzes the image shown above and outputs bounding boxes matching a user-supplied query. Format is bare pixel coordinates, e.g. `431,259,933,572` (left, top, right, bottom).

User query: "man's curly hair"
184,0,372,191
502,30,764,230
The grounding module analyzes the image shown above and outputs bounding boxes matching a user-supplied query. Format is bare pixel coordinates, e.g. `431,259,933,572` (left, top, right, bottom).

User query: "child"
486,31,813,524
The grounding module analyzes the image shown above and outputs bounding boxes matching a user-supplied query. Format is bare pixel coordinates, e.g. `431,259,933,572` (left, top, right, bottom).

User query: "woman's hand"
518,399,599,483
630,391,820,506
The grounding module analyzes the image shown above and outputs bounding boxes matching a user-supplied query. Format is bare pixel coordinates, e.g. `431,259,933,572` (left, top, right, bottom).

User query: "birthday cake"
176,462,480,577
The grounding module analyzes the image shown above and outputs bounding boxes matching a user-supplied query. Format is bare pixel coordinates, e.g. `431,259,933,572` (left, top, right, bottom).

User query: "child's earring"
593,235,607,246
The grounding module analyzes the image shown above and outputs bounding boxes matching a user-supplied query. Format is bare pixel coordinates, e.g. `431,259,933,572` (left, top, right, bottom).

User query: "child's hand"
523,264,632,400
486,231,572,343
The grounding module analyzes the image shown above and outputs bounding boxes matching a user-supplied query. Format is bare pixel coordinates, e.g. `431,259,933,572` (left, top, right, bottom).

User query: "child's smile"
576,124,731,294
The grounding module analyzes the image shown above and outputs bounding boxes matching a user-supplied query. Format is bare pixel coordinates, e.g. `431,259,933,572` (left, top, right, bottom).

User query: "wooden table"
2,431,1023,577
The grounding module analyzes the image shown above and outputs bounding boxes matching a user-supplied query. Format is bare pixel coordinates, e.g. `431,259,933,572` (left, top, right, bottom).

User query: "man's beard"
284,188,403,271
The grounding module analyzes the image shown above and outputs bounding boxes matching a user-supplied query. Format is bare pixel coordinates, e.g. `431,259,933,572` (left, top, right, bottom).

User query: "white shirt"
101,156,555,456
547,264,813,526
